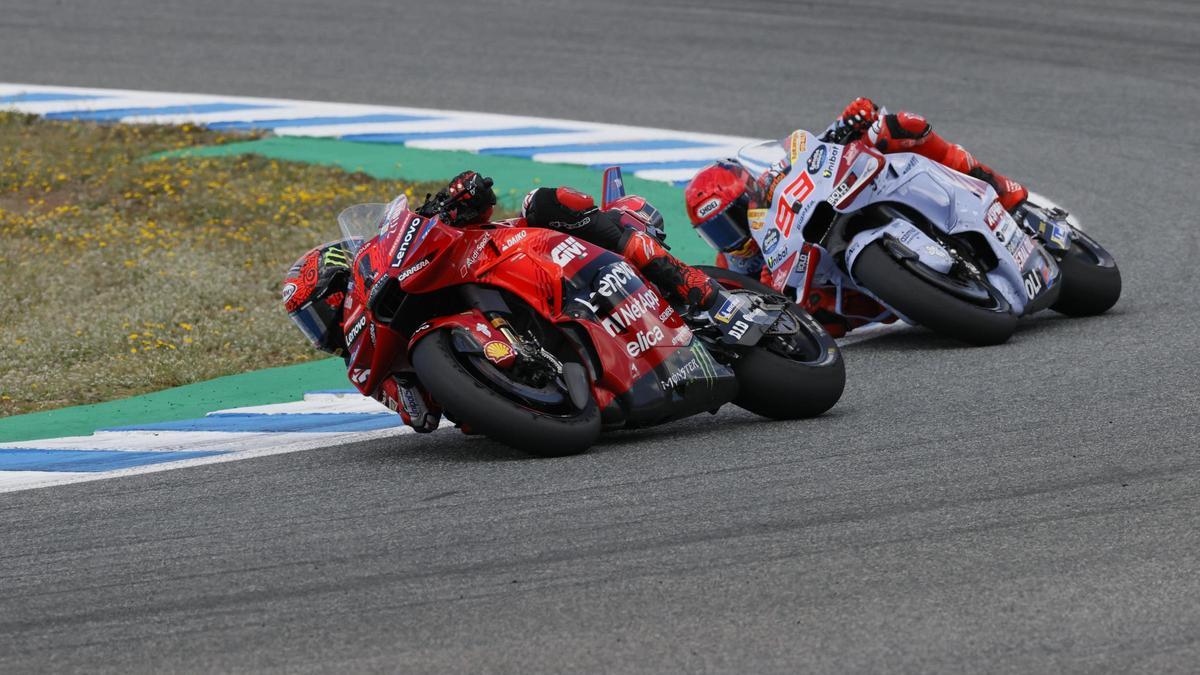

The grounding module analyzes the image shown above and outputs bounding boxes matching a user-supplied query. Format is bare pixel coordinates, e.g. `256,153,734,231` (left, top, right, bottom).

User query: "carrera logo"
696,198,723,220
396,257,430,282
551,237,587,266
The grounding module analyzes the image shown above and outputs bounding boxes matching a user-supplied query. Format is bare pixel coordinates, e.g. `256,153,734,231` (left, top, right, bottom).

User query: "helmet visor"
290,300,338,351
694,202,750,253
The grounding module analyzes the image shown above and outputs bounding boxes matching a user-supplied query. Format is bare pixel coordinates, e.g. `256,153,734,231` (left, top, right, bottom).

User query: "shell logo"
483,340,515,364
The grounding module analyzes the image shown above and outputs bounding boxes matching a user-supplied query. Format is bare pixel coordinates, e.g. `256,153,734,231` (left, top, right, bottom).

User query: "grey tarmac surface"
2,0,1200,672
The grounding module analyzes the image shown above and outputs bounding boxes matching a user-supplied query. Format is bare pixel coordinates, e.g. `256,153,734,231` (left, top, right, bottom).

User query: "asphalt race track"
3,0,1200,671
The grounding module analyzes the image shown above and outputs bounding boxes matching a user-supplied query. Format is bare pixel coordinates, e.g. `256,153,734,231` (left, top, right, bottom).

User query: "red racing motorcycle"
336,169,844,456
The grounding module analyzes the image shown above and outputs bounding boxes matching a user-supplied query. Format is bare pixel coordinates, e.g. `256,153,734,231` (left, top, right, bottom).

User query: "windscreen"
736,140,788,175
337,194,409,256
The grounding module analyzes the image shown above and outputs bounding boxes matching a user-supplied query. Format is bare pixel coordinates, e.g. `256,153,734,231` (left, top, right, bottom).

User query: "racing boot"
619,229,721,313
871,111,1029,212
378,375,441,433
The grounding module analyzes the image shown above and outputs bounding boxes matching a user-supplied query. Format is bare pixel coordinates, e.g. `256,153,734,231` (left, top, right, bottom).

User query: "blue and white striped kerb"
0,83,759,185
0,391,440,493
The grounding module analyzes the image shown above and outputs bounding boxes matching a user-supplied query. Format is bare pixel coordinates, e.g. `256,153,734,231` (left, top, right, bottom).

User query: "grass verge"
0,112,441,417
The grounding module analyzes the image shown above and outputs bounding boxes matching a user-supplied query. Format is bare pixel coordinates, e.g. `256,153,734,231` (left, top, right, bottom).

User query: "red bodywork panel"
338,199,696,417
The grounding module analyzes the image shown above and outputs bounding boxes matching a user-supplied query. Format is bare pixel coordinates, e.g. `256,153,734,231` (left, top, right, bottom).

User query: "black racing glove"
418,171,497,226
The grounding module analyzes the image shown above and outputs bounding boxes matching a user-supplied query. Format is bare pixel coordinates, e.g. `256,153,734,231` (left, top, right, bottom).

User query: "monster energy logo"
323,247,351,269
689,342,718,388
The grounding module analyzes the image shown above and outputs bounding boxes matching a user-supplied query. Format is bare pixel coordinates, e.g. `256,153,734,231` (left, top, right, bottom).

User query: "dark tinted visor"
290,300,338,351
694,201,750,253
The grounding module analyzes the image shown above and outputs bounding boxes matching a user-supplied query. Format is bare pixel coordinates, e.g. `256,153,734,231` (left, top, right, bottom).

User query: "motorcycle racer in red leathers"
283,171,723,433
685,97,1031,337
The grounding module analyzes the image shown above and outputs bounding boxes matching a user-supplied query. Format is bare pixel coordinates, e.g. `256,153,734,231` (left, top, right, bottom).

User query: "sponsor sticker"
748,208,767,231
695,197,723,220
345,314,367,345
500,230,528,252
713,297,738,324
281,283,297,303
788,131,808,162
551,237,587,266
597,261,638,297
625,325,665,357
390,216,424,268
1022,269,1044,298
763,228,782,255
397,257,430,282
806,146,827,175
483,340,514,364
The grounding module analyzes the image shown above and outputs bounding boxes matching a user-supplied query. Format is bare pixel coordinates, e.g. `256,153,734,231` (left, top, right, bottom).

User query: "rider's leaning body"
684,97,1031,337
282,172,723,433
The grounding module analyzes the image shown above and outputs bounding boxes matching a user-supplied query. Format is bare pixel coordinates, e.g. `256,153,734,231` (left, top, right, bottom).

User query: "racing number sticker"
774,172,815,237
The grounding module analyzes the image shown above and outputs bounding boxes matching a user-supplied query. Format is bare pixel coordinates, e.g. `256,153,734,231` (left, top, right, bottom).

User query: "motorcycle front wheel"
852,241,1017,346
697,265,845,419
411,329,600,457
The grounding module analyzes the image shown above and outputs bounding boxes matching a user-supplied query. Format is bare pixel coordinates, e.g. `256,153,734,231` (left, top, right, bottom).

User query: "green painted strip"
169,137,713,263
0,136,717,444
0,359,347,444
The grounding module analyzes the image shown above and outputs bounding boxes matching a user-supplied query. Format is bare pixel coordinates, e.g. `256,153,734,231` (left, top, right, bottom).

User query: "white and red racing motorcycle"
732,118,1121,345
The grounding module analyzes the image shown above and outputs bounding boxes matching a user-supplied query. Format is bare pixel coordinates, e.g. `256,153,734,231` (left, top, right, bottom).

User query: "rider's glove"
420,171,497,226
838,97,879,133
522,187,598,229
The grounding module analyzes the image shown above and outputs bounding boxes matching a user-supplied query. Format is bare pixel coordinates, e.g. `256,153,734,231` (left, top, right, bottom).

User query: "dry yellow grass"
0,112,440,416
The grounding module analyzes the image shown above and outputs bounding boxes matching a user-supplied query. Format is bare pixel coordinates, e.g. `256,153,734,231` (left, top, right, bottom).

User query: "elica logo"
597,262,638,297
626,325,665,357
551,237,587,266
390,217,424,268
696,198,723,220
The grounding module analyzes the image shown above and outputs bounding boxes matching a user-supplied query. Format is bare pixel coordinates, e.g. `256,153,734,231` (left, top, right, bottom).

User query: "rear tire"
852,241,1017,346
697,265,845,419
411,330,600,456
1051,233,1121,316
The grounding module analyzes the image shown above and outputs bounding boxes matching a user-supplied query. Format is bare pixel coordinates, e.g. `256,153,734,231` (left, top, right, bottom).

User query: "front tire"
852,241,1017,346
697,265,845,419
1051,231,1121,316
411,330,600,456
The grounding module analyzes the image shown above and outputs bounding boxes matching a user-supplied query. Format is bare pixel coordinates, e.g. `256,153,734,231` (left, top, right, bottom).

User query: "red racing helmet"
282,240,354,355
684,160,760,253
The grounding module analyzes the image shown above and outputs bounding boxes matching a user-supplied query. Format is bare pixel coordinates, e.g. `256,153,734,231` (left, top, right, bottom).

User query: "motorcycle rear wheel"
1051,231,1121,317
411,329,600,456
697,266,845,419
852,241,1017,346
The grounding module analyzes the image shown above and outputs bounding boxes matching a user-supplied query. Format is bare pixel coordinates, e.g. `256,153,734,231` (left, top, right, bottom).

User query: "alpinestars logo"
551,237,587,266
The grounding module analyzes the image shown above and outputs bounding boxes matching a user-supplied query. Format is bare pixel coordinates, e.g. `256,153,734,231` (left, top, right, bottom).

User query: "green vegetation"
0,112,440,416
